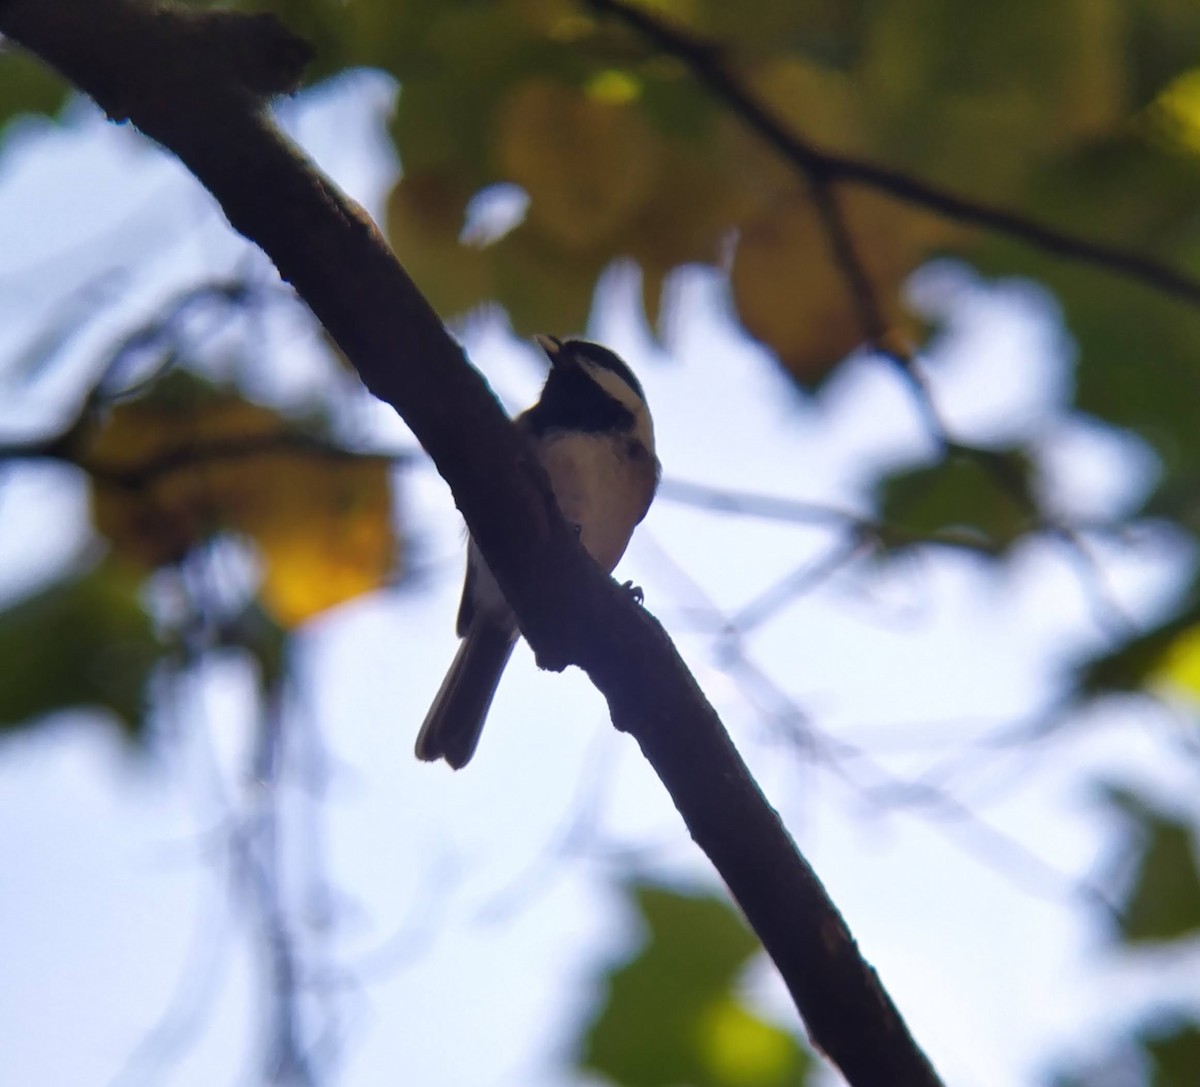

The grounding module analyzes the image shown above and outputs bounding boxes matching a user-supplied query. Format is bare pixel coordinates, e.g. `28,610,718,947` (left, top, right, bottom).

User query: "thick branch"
0,3,943,1085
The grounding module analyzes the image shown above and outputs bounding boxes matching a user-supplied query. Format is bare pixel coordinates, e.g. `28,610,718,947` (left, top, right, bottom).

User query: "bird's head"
531,335,651,442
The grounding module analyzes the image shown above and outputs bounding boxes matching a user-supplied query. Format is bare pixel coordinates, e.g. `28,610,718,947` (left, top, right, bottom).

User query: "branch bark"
0,3,944,1085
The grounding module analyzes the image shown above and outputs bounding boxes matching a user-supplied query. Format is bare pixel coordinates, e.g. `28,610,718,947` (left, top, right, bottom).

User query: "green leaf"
0,561,160,742
1103,787,1200,944
875,445,1037,555
1127,2,1200,108
859,0,1126,196
0,48,70,136
1141,1020,1200,1087
1072,590,1200,699
579,882,810,1087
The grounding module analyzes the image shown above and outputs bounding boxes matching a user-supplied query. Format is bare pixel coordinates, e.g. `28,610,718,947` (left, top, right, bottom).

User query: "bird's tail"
414,621,516,769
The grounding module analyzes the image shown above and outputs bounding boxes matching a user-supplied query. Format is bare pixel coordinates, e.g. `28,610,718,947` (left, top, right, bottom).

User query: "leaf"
82,373,398,628
621,140,753,280
1074,600,1200,698
690,0,872,62
1102,787,1200,944
579,883,810,1087
388,0,545,177
0,48,70,136
875,445,1037,554
0,561,159,741
697,998,805,1087
489,224,606,337
1126,1,1200,108
724,57,868,202
731,187,955,387
216,0,1200,406
1140,1020,1200,1087
385,170,493,319
495,78,661,250
237,451,396,628
859,0,1124,194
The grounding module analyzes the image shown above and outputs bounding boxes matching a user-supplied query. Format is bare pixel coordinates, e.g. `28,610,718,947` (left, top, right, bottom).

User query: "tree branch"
805,175,951,444
0,3,944,1084
588,0,1200,312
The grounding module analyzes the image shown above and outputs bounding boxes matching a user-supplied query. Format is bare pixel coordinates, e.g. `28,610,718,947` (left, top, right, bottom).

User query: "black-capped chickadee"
415,335,659,769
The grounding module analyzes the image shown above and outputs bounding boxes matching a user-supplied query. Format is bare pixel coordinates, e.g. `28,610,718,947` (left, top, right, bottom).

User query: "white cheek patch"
585,361,642,413
583,361,655,454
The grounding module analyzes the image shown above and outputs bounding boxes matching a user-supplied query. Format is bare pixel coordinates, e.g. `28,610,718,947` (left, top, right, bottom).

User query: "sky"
2,70,1199,1087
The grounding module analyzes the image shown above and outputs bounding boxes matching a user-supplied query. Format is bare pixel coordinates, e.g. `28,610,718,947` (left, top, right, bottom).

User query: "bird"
414,334,659,769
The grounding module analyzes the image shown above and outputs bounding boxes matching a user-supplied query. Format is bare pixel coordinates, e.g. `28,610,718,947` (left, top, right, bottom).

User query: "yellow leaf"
696,996,798,1087
622,142,753,271
86,384,284,567
586,69,642,106
495,78,661,249
731,187,958,385
84,377,397,626
241,455,395,628
1153,624,1200,701
1150,67,1200,156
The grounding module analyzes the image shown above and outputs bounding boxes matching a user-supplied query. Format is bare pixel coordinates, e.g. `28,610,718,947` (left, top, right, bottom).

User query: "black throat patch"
522,363,637,437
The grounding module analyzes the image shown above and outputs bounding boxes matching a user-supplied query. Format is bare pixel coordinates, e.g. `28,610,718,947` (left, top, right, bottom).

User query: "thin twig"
656,477,865,527
727,536,868,634
808,176,952,444
0,429,415,484
644,532,1120,917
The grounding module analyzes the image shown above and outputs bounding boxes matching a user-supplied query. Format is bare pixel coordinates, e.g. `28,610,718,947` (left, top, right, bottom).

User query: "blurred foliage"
580,883,812,1086
1103,786,1200,944
1046,790,1200,1084
0,559,158,740
1076,597,1200,699
80,372,397,628
7,1,1200,395
0,44,69,134
1052,1016,1200,1087
1053,1019,1200,1087
149,0,1200,393
876,444,1038,555
1140,1021,1200,1087
0,369,399,743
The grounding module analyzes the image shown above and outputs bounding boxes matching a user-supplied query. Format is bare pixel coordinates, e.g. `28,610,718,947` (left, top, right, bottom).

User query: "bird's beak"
535,333,564,367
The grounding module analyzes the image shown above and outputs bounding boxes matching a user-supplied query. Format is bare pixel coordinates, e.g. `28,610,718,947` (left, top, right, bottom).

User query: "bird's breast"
536,431,657,573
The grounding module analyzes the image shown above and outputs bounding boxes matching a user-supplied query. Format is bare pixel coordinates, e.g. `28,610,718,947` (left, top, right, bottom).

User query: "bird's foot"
621,580,645,605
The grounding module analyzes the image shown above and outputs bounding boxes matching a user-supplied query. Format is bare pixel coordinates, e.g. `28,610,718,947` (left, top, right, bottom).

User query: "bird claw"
622,580,645,605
